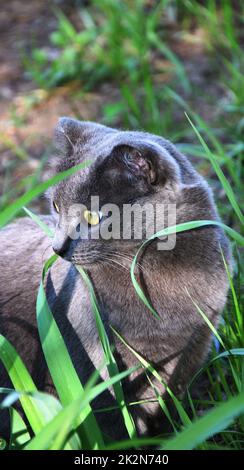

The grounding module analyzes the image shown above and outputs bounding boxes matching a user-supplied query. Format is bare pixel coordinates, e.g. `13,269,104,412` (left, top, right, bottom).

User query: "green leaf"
161,392,244,450
186,288,226,348
23,207,54,238
0,387,79,450
0,335,47,434
188,349,244,391
9,408,31,449
24,366,137,450
185,113,244,225
130,220,244,320
76,266,137,440
0,161,92,228
220,245,243,331
111,327,191,427
37,255,104,449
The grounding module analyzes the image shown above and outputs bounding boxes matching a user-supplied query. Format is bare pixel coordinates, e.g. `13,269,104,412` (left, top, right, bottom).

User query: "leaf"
161,392,244,450
111,327,191,427
188,348,244,390
0,387,79,450
9,408,31,449
36,255,104,449
23,207,54,238
0,335,47,434
220,245,243,331
185,288,226,349
0,161,92,228
24,366,137,450
185,113,244,225
130,220,244,320
76,266,137,440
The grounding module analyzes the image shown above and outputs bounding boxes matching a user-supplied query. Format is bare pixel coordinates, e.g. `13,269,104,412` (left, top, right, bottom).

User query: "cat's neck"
85,245,166,332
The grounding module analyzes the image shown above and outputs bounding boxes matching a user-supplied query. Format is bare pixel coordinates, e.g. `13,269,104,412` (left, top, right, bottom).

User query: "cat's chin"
73,262,97,269
70,257,99,269
54,252,98,268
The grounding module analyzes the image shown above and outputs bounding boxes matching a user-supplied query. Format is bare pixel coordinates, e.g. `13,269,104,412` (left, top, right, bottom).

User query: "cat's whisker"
107,250,150,275
70,250,129,273
108,248,151,269
101,256,130,273
98,257,127,274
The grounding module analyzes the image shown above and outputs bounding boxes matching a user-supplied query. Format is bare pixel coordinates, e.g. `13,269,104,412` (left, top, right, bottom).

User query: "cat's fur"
0,118,231,440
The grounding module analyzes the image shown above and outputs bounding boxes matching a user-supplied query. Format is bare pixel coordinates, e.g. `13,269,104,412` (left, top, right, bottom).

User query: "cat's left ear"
105,144,160,185
54,117,82,156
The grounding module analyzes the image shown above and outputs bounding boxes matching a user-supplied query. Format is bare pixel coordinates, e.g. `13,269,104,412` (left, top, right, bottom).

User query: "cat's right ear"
54,117,83,156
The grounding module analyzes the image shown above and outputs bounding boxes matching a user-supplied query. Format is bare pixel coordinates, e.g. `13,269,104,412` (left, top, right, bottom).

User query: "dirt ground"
0,1,115,206
0,3,107,153
0,0,228,207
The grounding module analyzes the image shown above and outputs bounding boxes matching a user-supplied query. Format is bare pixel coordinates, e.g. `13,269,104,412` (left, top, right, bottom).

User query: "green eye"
53,201,60,213
83,210,101,226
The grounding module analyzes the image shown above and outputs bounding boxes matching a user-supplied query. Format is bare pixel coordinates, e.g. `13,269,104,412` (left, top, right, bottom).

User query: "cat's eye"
83,210,102,226
53,201,60,214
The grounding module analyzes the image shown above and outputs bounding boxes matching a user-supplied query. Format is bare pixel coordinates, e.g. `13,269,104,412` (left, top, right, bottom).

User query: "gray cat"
0,118,231,441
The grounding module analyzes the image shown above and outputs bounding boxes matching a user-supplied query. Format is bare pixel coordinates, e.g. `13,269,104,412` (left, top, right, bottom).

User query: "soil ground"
0,1,229,210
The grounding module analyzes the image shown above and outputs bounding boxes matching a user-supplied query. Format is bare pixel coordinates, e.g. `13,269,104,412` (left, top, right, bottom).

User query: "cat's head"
48,117,199,267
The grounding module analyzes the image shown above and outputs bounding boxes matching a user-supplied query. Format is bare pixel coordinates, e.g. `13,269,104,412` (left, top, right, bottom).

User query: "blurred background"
0,0,243,225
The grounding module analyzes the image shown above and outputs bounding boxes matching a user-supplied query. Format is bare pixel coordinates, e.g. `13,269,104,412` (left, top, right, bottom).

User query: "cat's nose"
52,235,69,257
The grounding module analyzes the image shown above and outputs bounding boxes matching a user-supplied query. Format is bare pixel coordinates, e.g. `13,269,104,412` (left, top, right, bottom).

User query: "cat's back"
0,215,85,319
0,216,53,303
0,217,53,352
0,216,86,385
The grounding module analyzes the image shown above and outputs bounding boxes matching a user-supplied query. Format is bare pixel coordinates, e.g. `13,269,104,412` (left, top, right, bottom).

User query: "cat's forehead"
51,126,143,206
55,119,115,163
51,117,196,205
53,123,153,194
54,119,166,174
51,122,114,204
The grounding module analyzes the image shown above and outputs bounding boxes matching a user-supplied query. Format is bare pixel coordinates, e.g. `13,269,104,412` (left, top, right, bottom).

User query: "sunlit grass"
0,122,243,449
0,0,244,451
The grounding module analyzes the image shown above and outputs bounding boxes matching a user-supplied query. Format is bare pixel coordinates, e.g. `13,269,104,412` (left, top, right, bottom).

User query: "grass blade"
186,288,225,349
24,366,137,450
185,113,244,225
188,348,244,393
161,392,244,450
220,245,243,332
9,408,31,449
111,326,191,427
0,335,48,434
37,255,104,449
0,387,79,450
131,220,244,320
23,207,54,238
77,266,137,439
0,161,91,228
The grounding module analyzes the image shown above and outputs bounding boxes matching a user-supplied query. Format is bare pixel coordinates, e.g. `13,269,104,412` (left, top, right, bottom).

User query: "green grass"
0,122,243,450
0,0,244,451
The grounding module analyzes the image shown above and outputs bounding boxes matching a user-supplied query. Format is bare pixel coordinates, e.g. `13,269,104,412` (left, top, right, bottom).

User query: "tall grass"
0,0,244,451
0,120,244,450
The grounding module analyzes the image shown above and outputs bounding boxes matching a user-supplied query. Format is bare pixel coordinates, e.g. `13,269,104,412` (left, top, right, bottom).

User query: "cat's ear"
54,117,84,155
106,144,158,185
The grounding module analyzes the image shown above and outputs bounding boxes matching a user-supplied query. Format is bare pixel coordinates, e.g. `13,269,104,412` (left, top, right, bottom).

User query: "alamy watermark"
62,196,176,251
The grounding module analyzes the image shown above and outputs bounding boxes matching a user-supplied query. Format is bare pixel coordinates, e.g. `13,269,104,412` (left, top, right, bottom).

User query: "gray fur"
0,118,231,440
